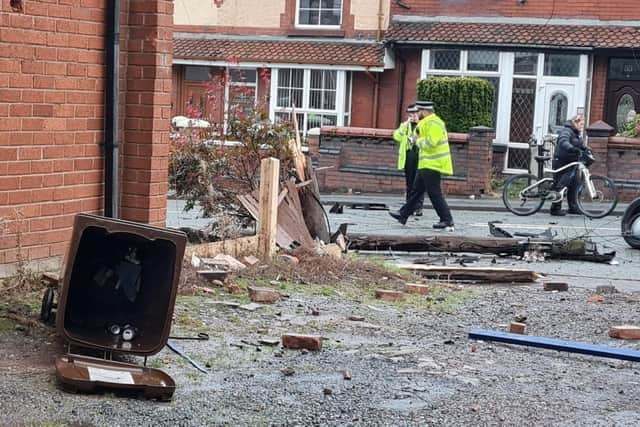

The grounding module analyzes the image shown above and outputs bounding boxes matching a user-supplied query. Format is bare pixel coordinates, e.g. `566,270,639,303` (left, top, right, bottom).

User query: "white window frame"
295,0,342,29
269,67,349,137
420,49,504,139
223,67,258,133
420,49,588,174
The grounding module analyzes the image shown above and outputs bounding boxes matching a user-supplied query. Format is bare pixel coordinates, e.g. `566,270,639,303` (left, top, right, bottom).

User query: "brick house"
171,0,393,134
0,0,173,276
173,1,640,175
383,0,640,174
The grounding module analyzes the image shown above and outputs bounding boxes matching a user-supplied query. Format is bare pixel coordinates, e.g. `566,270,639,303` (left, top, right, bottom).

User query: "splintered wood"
399,264,540,283
238,178,314,251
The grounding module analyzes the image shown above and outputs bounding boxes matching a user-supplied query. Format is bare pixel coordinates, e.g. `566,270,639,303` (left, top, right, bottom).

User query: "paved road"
327,201,640,292
166,196,640,292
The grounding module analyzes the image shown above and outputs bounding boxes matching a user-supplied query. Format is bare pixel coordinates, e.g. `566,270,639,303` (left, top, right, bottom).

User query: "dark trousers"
551,160,579,212
404,146,424,209
400,168,453,223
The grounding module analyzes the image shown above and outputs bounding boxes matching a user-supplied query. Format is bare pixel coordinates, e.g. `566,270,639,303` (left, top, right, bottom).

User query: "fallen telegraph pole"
345,232,615,263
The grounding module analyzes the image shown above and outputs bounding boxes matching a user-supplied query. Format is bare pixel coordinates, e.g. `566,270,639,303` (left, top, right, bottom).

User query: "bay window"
270,68,351,137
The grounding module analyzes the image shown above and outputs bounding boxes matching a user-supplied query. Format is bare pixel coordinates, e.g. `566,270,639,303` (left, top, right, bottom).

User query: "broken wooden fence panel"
469,329,640,362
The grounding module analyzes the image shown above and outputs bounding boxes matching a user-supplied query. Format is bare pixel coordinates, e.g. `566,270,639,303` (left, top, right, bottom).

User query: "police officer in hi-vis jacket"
393,103,423,216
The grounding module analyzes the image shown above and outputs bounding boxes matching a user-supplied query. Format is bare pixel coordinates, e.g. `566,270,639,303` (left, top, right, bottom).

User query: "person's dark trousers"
399,169,453,223
403,146,424,209
550,161,579,212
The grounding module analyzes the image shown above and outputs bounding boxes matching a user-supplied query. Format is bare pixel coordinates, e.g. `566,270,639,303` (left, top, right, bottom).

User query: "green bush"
416,76,495,133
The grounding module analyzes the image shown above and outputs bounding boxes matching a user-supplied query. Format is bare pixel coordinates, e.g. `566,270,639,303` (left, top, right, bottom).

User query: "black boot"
549,202,566,216
567,205,581,215
389,210,407,225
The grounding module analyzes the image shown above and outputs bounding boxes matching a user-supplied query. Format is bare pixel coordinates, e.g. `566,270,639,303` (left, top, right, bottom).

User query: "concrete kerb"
320,193,629,215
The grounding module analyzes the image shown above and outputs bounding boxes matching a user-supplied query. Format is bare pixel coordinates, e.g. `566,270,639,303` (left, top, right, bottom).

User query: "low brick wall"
587,122,640,202
308,126,495,196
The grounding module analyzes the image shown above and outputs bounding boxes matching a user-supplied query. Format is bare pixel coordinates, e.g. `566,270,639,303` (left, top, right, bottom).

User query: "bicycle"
502,136,618,218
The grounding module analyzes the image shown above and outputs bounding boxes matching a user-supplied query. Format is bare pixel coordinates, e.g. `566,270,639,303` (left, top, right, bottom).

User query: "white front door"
503,53,588,173
530,81,579,172
534,81,579,143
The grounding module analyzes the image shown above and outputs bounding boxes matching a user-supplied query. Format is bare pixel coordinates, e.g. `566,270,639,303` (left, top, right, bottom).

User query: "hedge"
416,76,495,133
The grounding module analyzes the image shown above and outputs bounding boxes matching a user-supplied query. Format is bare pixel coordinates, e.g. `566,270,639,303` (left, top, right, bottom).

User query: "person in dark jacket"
550,114,586,216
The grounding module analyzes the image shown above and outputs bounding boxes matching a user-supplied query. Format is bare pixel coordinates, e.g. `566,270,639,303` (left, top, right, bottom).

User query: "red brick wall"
121,0,173,225
391,0,640,20
310,126,495,196
589,56,608,124
0,0,173,275
375,47,422,130
350,72,375,127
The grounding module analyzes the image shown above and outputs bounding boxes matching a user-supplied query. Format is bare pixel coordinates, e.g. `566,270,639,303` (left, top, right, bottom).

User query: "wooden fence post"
258,157,280,259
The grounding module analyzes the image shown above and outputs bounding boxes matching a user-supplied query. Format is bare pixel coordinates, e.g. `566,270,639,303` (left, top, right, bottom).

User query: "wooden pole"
258,157,279,259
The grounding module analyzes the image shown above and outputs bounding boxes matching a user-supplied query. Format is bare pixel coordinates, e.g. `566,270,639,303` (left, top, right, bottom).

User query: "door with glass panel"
605,58,640,133
505,52,587,173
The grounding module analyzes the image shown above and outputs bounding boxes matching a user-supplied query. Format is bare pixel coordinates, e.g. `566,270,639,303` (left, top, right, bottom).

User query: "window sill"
287,28,345,38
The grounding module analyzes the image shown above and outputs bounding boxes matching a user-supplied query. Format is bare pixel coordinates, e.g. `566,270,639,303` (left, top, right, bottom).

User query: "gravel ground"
2,273,640,426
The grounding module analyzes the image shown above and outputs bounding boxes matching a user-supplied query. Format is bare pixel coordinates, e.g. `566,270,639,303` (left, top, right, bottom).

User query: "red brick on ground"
404,283,429,295
281,334,323,351
510,322,527,334
609,325,640,340
375,289,405,301
248,286,281,303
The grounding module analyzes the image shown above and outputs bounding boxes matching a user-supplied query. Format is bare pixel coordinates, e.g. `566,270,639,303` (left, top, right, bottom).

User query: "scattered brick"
322,243,343,258
375,289,405,302
609,325,640,340
279,254,299,265
543,282,569,292
596,285,618,294
587,295,605,303
225,284,243,295
281,334,323,351
248,286,281,303
405,283,429,295
510,322,527,334
242,255,260,266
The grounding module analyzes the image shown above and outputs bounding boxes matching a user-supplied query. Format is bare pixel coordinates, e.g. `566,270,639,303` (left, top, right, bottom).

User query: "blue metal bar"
469,329,640,362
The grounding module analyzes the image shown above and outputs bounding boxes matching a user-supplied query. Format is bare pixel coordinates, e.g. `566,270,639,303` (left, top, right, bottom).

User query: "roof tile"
174,37,384,67
385,21,640,49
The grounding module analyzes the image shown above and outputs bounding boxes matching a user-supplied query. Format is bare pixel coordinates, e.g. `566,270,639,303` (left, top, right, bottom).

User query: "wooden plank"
399,264,540,283
291,105,307,181
284,179,314,248
299,160,330,243
238,192,297,249
185,235,259,259
468,329,640,362
258,157,280,259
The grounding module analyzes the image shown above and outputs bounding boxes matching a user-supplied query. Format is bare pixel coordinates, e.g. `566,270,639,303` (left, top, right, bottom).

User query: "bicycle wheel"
575,175,618,218
502,173,545,216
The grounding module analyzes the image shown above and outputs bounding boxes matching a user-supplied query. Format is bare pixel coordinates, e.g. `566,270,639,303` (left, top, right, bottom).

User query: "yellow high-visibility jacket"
415,113,453,175
392,120,417,170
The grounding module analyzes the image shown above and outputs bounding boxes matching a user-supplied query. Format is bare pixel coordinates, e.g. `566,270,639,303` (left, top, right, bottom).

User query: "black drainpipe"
104,0,120,218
